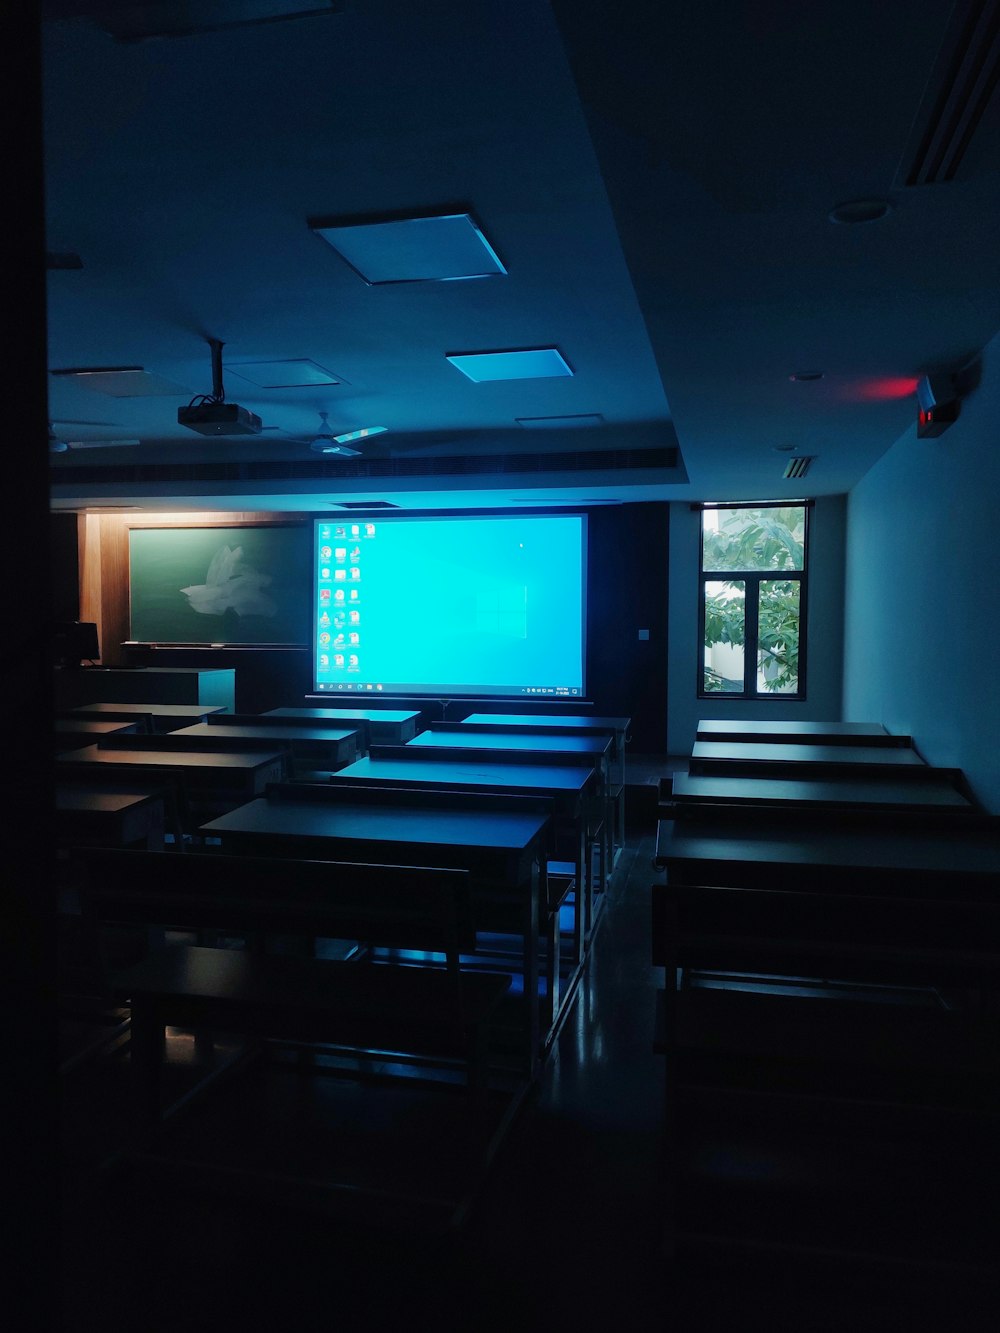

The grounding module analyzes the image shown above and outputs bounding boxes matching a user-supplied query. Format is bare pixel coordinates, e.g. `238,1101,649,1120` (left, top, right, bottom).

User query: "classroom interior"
17,1,1000,1327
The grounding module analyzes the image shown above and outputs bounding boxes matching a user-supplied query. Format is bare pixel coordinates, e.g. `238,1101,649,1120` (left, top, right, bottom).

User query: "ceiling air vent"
897,0,1000,185
783,456,814,480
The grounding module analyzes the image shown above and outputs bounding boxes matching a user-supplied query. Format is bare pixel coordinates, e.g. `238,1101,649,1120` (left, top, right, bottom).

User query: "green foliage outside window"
702,507,805,694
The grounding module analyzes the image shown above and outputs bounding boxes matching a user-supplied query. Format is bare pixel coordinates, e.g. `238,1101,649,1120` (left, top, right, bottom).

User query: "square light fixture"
308,210,506,284
81,2,345,43
226,358,344,388
516,414,603,428
49,367,191,396
446,348,573,382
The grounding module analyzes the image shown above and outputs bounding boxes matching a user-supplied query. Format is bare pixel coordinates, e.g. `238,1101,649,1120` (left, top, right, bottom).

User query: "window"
699,503,808,698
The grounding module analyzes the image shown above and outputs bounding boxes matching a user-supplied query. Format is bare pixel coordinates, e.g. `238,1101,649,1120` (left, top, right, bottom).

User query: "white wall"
667,495,846,755
844,333,1000,813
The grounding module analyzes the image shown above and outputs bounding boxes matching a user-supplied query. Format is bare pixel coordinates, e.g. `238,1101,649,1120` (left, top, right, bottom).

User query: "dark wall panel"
585,503,669,750
50,511,80,622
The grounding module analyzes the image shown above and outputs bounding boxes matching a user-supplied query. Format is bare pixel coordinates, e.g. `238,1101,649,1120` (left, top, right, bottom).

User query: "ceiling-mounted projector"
177,402,262,435
178,336,263,435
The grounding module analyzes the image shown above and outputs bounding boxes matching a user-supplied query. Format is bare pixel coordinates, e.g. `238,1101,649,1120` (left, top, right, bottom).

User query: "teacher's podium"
53,667,235,712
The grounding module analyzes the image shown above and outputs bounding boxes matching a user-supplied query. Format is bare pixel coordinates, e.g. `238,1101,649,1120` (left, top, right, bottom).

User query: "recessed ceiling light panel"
309,211,506,284
64,439,142,450
50,367,190,396
73,2,345,43
227,358,344,388
446,348,573,382
516,414,603,428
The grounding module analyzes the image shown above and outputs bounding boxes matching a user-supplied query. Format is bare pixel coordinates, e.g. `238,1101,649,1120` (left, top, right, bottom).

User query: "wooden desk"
55,784,166,850
654,818,1000,898
54,718,143,750
689,739,930,779
695,719,907,747
171,722,359,773
407,727,610,769
456,712,628,761
333,753,595,809
330,753,598,971
456,713,630,860
668,771,975,815
265,707,422,748
407,728,614,914
201,794,550,1075
66,702,230,733
56,744,287,815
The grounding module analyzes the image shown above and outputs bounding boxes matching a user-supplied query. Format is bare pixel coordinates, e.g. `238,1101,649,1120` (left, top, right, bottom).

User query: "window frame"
696,500,810,701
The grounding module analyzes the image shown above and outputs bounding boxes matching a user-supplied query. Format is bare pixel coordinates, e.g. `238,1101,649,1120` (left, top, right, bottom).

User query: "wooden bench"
651,880,1000,1271
77,848,513,1131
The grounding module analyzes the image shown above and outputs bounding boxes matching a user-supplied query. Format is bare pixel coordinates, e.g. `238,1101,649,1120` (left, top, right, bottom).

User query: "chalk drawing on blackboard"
180,545,277,618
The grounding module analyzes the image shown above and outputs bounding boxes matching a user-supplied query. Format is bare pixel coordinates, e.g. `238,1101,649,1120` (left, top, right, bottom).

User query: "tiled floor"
59,830,998,1331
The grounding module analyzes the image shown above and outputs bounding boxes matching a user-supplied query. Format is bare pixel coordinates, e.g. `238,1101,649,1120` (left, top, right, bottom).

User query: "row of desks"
201,788,550,1073
56,702,631,1078
59,702,421,746
54,707,413,819
652,719,999,1269
200,714,630,1073
55,707,374,849
656,717,996,890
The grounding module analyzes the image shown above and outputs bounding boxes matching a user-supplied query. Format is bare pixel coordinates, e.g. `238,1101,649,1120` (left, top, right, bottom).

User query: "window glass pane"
757,579,800,693
702,506,805,573
703,580,745,692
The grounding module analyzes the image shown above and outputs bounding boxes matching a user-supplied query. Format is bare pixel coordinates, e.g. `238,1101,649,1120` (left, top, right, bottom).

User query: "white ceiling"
44,0,1000,512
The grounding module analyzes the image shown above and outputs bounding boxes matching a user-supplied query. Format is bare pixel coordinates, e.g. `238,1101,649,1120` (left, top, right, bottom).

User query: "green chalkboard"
129,525,311,644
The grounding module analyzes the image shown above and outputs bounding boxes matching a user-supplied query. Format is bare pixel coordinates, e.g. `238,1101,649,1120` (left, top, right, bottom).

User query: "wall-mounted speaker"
916,373,954,412
916,373,960,437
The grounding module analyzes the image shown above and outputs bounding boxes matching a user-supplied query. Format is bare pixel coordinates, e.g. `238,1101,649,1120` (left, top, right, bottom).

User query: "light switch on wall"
638,628,650,641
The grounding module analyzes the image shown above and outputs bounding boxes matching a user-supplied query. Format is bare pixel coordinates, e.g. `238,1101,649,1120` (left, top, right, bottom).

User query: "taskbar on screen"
313,682,582,697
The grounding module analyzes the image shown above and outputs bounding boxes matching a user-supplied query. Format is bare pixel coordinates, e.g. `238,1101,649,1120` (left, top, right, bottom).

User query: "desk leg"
524,859,540,1079
574,824,588,966
547,898,561,1029
129,1000,165,1131
603,789,614,889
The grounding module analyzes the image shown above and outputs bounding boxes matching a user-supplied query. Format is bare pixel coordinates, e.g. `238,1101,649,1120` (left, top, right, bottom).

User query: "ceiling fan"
278,411,389,456
48,419,141,453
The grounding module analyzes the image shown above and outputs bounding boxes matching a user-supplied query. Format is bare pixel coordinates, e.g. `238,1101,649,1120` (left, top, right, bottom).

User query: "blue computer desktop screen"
312,514,586,698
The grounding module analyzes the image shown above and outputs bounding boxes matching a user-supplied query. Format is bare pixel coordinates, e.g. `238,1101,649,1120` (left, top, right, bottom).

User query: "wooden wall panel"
99,515,129,665
78,513,103,647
